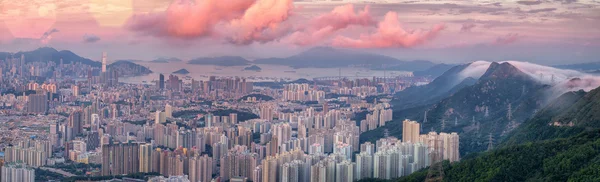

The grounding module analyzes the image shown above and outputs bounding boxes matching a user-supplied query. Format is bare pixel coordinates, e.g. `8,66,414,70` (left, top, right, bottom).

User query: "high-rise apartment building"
27,93,48,114
101,143,140,176
102,52,107,73
139,143,153,173
189,154,213,182
402,120,420,143
68,110,84,139
1,163,34,182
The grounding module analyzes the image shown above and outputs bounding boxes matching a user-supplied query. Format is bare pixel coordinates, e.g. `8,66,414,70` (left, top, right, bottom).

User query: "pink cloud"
226,0,294,45
494,33,520,45
287,4,375,46
331,12,446,48
127,0,256,39
127,0,294,45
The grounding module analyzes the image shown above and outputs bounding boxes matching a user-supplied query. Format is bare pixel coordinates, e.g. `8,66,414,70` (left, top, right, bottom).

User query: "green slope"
398,129,600,182
363,62,550,155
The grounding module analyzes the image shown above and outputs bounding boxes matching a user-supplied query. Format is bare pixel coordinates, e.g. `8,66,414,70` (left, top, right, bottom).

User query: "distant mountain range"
0,47,152,77
254,47,436,71
554,61,600,71
0,47,101,67
152,57,183,63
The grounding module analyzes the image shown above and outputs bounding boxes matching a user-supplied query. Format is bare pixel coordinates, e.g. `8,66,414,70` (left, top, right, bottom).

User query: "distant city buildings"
0,51,457,182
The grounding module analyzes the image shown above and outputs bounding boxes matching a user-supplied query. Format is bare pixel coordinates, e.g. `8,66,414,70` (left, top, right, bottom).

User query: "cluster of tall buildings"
101,142,215,182
338,86,378,97
282,83,325,102
360,104,393,132
157,75,254,99
403,120,461,162
26,92,49,114
4,138,52,167
1,163,35,182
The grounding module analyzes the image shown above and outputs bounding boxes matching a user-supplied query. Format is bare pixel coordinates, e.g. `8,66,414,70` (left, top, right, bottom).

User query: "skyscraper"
102,52,107,73
1,163,34,182
139,143,153,173
68,110,84,139
101,143,140,176
27,93,48,114
189,154,213,182
165,104,173,118
355,152,373,180
159,74,165,90
402,120,420,143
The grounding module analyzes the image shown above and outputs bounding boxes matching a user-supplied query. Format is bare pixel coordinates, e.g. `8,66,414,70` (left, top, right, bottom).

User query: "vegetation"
172,110,206,118
50,162,101,176
238,94,274,101
399,130,600,182
35,168,65,181
62,172,160,182
364,62,549,155
211,109,259,122
123,120,148,125
396,86,600,181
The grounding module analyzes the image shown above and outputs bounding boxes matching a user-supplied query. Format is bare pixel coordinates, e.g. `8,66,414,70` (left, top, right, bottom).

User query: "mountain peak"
34,47,58,53
480,62,529,80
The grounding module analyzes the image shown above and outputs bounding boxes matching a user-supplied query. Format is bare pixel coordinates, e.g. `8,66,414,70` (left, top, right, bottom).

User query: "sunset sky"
0,0,599,64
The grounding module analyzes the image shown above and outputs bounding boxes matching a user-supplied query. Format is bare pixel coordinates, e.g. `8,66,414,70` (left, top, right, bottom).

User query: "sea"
119,62,412,84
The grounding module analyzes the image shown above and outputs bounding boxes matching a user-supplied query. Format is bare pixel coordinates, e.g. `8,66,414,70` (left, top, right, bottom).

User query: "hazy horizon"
1,0,599,65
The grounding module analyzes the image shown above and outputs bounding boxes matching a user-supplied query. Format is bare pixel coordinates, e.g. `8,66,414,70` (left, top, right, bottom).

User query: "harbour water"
119,62,412,84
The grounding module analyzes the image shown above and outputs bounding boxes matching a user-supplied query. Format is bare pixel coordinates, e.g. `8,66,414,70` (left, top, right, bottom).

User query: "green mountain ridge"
363,62,551,155
504,86,600,146
398,129,600,182
397,83,600,182
108,60,153,77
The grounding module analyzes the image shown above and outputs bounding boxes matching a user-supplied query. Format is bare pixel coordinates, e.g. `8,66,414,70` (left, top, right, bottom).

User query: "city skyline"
0,1,599,182
0,0,599,64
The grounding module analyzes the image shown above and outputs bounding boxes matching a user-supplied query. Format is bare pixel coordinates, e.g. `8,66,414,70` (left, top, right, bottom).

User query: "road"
39,167,76,177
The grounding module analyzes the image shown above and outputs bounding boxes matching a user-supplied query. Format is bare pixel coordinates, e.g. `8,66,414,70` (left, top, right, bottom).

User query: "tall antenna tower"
441,119,446,131
484,107,489,117
384,129,390,138
487,133,494,151
507,103,512,121
454,117,458,126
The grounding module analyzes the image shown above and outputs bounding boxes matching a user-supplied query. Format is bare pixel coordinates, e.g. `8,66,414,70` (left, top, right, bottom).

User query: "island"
243,65,262,71
108,60,153,77
152,57,182,63
172,69,190,74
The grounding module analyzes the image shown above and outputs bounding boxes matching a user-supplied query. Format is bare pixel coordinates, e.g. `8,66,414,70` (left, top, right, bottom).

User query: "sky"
0,0,599,65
